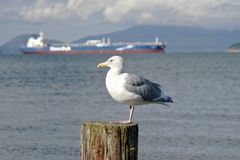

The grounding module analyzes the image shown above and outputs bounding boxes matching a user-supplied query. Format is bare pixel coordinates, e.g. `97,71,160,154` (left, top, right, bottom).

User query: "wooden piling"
80,121,138,160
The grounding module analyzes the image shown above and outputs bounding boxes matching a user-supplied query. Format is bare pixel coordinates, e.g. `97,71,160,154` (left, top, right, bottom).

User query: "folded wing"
124,74,168,102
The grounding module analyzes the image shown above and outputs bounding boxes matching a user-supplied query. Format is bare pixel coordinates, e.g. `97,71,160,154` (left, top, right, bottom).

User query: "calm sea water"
0,53,240,160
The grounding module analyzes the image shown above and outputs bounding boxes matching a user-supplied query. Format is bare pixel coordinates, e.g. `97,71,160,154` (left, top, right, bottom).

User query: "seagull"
97,56,173,124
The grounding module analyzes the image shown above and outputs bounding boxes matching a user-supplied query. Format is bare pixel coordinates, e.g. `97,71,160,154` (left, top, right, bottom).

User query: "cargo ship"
21,32,166,54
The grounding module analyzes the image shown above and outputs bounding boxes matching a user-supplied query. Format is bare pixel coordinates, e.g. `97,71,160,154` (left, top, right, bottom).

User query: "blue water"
0,53,240,160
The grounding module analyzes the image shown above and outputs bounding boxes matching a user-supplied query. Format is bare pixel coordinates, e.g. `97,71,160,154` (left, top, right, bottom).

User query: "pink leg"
119,105,134,124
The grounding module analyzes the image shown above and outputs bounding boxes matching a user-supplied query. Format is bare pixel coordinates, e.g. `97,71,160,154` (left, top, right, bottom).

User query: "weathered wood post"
80,121,138,160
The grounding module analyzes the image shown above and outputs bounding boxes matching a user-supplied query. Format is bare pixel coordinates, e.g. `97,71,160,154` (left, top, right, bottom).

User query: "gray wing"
124,74,163,102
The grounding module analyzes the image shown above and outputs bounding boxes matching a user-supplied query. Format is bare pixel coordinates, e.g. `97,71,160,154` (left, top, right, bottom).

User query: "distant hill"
0,34,62,54
227,42,240,53
73,25,240,52
0,34,30,54
1,25,240,54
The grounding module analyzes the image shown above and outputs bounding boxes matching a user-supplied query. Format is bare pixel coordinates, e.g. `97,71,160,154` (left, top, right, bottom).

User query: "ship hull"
21,49,164,54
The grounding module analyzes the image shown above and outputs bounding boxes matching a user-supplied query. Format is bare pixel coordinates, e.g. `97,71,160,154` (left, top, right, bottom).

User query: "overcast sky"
1,0,240,44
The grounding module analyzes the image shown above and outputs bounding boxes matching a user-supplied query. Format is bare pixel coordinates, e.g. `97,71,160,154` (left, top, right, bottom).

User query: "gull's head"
97,56,124,70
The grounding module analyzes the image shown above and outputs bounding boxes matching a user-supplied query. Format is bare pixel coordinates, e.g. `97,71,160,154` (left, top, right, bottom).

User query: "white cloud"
1,0,240,28
19,0,69,22
66,0,113,20
103,0,137,23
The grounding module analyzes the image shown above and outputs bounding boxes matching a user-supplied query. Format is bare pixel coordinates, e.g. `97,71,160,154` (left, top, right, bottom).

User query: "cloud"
66,0,114,20
103,0,138,23
19,0,69,22
1,0,240,28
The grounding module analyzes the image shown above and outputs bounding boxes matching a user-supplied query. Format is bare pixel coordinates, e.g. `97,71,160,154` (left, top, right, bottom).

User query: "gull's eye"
109,59,113,62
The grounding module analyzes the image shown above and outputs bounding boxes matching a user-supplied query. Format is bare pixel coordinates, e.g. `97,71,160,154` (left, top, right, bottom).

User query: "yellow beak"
97,62,107,68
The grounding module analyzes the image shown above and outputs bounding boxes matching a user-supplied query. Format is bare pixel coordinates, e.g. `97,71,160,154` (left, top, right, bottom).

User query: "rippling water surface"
0,53,240,160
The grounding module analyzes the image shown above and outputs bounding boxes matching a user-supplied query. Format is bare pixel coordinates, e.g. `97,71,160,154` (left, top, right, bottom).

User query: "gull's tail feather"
155,95,173,103
163,96,173,103
152,95,173,106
